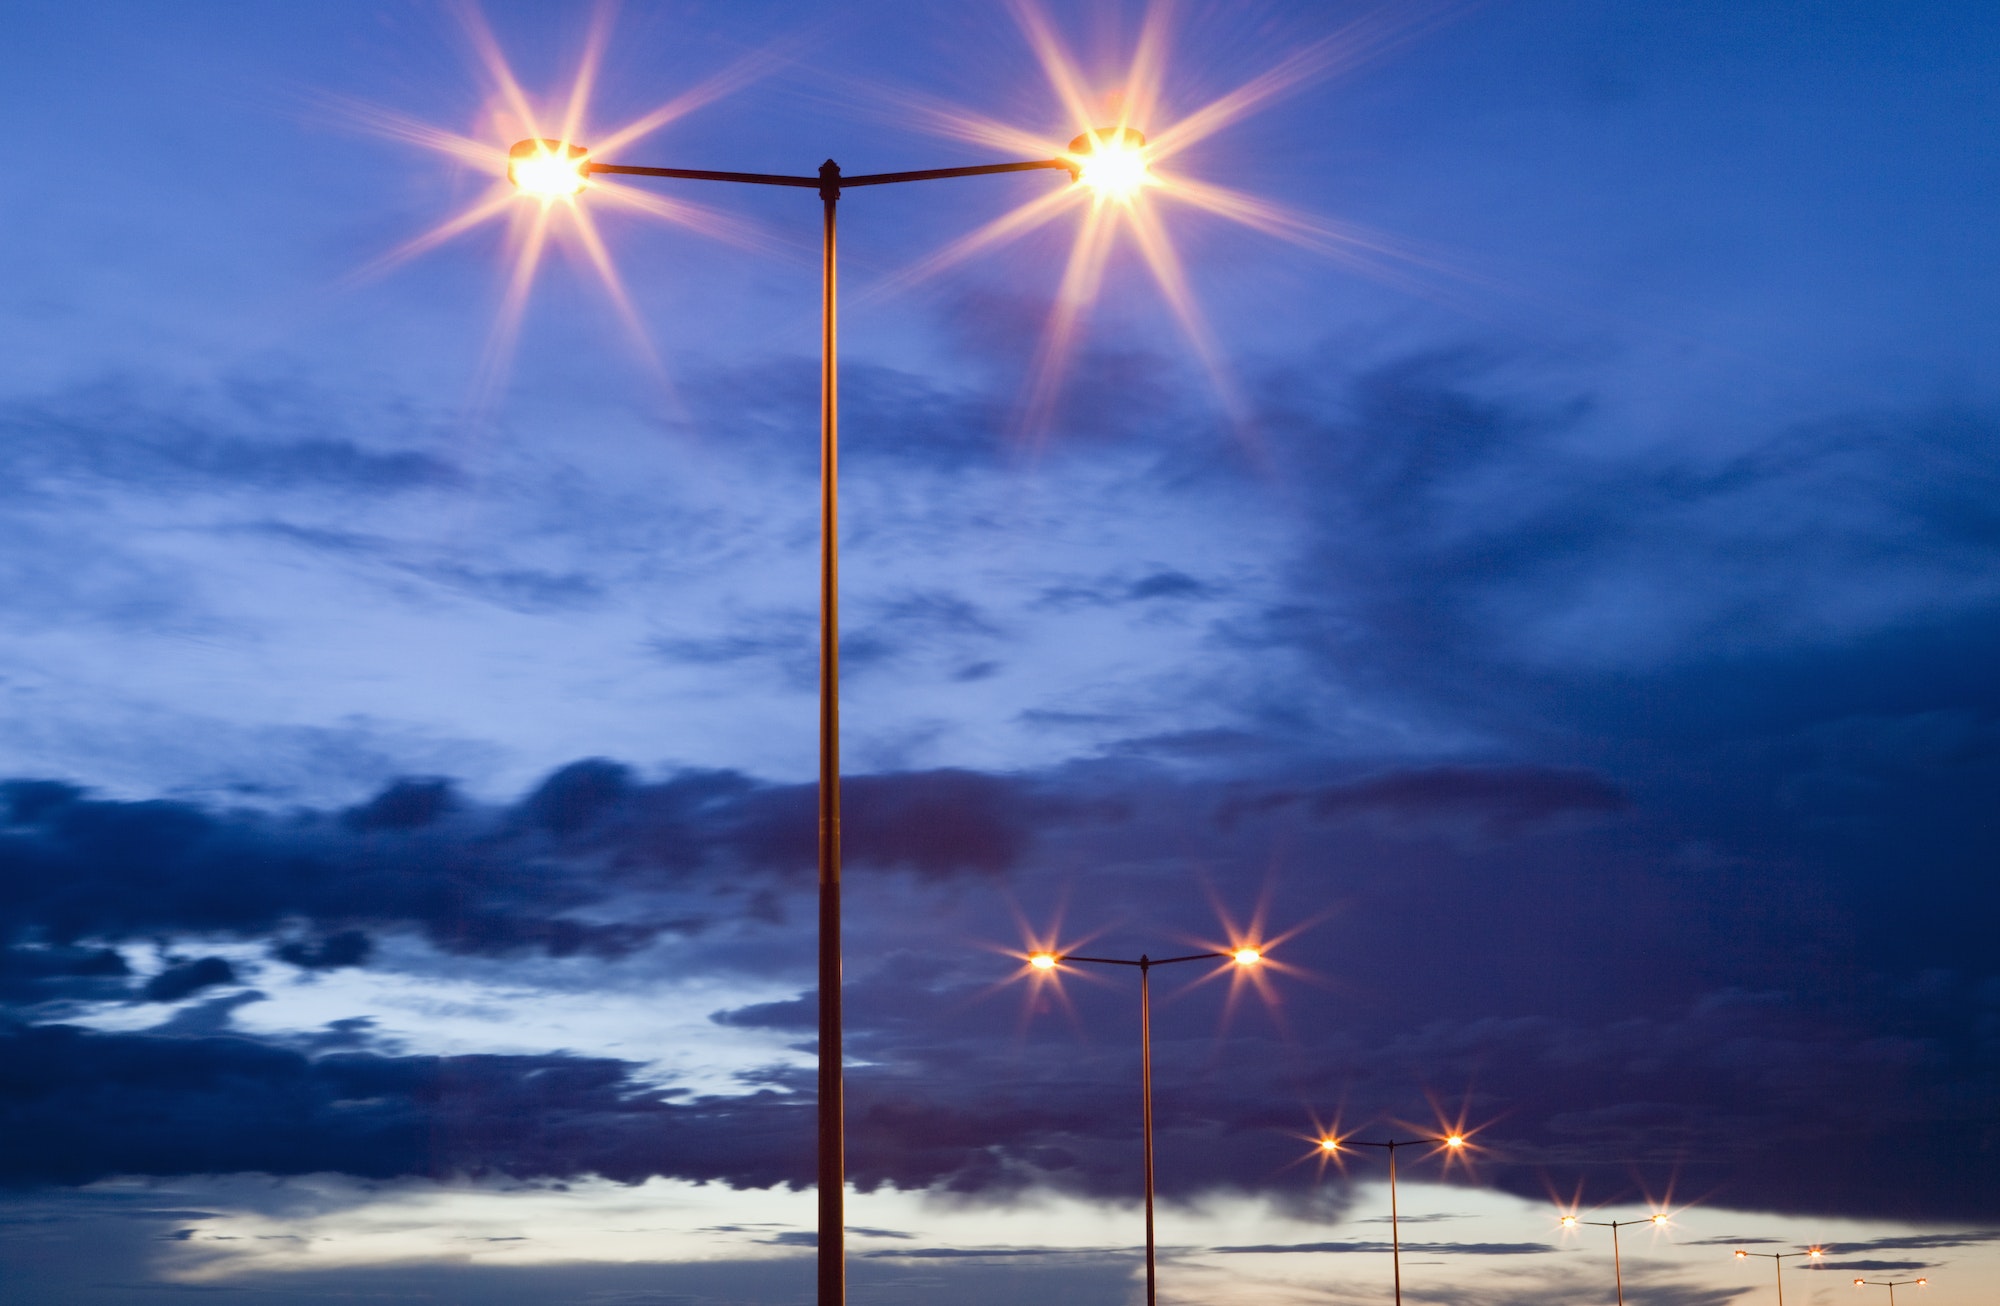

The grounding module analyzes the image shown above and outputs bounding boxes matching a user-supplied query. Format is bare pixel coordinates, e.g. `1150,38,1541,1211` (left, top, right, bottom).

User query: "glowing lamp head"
1319,1137,1340,1153
1916,1280,1926,1288
1444,1134,1466,1149
1856,1281,1867,1288
1737,1250,1749,1259
1810,1249,1823,1259
1651,1213,1668,1225
1067,126,1151,199
509,139,590,198
1563,1216,1579,1229
1233,947,1263,966
1028,953,1058,970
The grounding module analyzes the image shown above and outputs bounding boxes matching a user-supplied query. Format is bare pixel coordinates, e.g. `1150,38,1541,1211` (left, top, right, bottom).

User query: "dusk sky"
3,2,1998,1304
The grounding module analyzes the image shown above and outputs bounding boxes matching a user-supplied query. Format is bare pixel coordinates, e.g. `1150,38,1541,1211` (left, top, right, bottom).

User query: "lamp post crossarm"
842,158,1072,187
585,162,820,187
584,156,1072,193
1061,952,1225,969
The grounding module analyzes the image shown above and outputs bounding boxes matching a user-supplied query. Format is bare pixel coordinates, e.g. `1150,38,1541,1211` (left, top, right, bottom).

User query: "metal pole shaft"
1141,960,1157,1306
1775,1258,1783,1306
815,158,844,1306
1612,1222,1624,1306
1389,1146,1401,1306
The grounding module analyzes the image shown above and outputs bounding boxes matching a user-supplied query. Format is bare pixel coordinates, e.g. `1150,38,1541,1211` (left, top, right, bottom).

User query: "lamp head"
1028,953,1058,970
1233,947,1263,966
1737,1250,1749,1259
1810,1248,1824,1259
1444,1134,1466,1149
1650,1213,1668,1225
1066,126,1151,199
509,139,590,198
1319,1137,1340,1153
1563,1216,1579,1229
1855,1281,1866,1288
1916,1280,1927,1288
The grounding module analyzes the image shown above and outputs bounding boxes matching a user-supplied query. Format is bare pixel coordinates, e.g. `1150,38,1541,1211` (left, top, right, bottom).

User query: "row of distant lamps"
1028,948,1933,1306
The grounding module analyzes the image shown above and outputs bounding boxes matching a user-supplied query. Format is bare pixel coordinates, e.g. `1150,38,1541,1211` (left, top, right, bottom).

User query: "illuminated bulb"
1028,953,1057,970
1736,1250,1748,1259
1233,947,1263,966
1444,1134,1466,1149
1856,1281,1866,1288
1810,1249,1823,1258
509,138,589,198
1651,1213,1668,1224
1067,126,1151,199
1564,1217,1579,1229
1916,1280,1927,1287
1319,1138,1340,1153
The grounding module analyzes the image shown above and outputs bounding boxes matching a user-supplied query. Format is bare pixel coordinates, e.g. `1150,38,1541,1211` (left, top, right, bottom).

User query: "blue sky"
2,2,1998,1303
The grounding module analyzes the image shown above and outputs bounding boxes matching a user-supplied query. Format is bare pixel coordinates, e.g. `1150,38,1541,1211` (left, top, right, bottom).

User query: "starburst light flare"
342,3,787,415
865,0,1471,442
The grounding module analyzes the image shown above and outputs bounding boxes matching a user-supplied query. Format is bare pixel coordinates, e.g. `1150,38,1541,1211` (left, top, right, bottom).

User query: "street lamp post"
1029,946,1265,1306
1856,1278,1929,1306
1317,1133,1467,1306
1559,1212,1670,1306
1734,1245,1826,1306
510,128,1153,1306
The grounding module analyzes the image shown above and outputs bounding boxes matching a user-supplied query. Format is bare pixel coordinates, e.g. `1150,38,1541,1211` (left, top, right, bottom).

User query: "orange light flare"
333,1,791,411
1287,1113,1353,1178
856,0,1474,443
1393,1098,1490,1174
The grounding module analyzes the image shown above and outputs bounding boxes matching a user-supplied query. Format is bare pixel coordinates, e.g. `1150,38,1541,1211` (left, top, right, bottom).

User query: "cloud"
1212,1240,1550,1255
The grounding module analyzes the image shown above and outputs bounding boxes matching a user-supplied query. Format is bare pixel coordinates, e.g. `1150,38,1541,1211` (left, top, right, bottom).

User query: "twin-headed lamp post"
1734,1245,1825,1306
1028,946,1264,1306
1855,1278,1929,1306
1316,1132,1467,1306
509,129,1152,1306
1561,1211,1670,1306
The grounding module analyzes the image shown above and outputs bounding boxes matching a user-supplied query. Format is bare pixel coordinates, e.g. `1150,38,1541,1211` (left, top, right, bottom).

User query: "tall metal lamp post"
508,128,1154,1306
1734,1244,1826,1306
1317,1132,1467,1306
1855,1277,1929,1306
1028,946,1266,1306
1560,1211,1670,1306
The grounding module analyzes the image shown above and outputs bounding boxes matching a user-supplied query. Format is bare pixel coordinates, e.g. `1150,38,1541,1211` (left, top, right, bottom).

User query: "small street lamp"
1317,1132,1468,1306
1028,946,1265,1306
1561,1211,1671,1306
1734,1244,1827,1306
1856,1278,1930,1306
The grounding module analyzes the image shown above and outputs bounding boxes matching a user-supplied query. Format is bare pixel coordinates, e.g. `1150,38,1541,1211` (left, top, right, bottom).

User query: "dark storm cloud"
0,1021,811,1189
0,759,1053,961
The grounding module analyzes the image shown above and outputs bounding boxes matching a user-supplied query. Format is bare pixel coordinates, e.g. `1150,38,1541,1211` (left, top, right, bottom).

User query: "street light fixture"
1734,1245,1827,1306
1856,1278,1929,1306
513,129,1149,1306
1318,1132,1468,1306
1568,1212,1672,1306
1028,946,1263,1306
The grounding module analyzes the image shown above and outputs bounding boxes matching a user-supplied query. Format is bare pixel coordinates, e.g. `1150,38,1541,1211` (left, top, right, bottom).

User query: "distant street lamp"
1734,1245,1826,1306
1028,946,1265,1306
1855,1277,1929,1306
1317,1132,1467,1306
513,128,1153,1306
1560,1212,1671,1306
